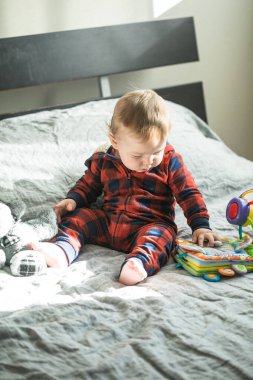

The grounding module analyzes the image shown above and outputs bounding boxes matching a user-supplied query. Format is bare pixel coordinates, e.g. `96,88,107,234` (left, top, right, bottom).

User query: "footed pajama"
53,207,176,275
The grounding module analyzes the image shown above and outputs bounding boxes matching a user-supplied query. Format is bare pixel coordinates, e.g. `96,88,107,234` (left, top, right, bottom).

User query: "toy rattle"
226,189,253,239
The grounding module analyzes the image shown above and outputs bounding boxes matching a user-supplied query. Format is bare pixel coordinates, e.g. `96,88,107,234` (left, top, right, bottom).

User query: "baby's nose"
148,155,154,164
144,155,154,166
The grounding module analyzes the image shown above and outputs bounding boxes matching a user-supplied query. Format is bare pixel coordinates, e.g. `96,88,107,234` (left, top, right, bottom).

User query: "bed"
0,18,253,380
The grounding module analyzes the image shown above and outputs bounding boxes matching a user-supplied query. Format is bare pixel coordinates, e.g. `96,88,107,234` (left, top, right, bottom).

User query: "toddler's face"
110,125,167,172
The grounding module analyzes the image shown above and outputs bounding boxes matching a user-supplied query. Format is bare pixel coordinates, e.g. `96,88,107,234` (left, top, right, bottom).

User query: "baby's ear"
109,133,118,149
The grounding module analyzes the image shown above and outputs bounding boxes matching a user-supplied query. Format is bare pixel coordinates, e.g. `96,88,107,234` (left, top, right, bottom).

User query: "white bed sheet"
0,100,253,380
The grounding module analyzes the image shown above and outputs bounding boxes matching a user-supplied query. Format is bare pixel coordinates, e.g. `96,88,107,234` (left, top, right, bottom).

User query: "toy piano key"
218,268,235,277
202,273,221,282
231,264,248,274
234,235,252,251
177,242,206,253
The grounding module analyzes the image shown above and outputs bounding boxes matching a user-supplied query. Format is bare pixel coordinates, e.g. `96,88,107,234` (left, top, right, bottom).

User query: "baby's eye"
132,156,141,159
154,149,163,155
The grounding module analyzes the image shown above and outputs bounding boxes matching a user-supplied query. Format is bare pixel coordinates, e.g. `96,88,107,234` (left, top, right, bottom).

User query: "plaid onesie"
53,143,210,276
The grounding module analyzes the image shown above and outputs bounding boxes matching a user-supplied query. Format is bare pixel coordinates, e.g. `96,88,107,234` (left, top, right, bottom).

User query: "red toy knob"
228,202,238,219
226,197,249,225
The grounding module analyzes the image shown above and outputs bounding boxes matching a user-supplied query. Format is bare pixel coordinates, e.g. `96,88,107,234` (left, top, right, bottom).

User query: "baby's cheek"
154,157,162,166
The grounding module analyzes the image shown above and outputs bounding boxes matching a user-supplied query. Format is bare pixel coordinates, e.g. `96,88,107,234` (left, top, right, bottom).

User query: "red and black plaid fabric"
52,143,210,274
55,208,176,275
67,144,210,231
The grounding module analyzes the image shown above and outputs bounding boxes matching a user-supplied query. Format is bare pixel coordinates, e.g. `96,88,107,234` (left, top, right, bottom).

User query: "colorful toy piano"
174,189,253,281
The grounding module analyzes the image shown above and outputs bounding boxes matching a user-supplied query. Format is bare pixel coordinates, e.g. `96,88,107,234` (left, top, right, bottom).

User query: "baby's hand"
192,228,220,247
54,199,76,223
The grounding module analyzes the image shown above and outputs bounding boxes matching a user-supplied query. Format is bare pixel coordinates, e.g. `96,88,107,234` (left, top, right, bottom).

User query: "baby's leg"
30,208,110,269
119,223,176,285
12,242,68,276
30,242,69,268
119,258,147,286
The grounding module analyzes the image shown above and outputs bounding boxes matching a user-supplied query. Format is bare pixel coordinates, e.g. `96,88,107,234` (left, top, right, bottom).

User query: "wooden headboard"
0,17,207,121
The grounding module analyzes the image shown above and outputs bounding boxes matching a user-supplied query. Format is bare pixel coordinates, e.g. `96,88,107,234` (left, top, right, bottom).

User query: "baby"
31,89,218,285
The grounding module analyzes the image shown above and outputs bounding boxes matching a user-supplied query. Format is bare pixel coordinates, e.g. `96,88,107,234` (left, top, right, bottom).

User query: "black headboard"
0,17,207,121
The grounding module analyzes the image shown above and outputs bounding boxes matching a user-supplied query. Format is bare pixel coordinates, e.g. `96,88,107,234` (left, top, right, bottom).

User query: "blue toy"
226,189,253,239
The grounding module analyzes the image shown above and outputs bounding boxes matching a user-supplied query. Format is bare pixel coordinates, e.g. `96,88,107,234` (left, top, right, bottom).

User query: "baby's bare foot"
119,258,147,286
30,242,68,268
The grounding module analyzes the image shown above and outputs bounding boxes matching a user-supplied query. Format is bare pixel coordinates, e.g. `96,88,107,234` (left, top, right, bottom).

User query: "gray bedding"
0,100,253,379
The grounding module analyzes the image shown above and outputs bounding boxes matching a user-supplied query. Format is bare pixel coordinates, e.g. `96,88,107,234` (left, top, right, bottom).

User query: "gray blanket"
0,100,253,380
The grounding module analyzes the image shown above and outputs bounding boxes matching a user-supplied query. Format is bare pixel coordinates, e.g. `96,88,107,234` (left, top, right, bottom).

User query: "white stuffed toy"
0,200,58,276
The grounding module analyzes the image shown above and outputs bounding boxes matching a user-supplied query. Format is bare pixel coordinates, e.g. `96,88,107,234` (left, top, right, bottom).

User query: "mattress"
0,99,252,379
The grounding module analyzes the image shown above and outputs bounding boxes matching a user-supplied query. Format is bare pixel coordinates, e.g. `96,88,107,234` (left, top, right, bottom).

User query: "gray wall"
0,0,252,160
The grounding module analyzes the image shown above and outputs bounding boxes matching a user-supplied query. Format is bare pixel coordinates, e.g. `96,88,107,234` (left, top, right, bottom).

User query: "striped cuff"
190,217,211,232
54,241,78,265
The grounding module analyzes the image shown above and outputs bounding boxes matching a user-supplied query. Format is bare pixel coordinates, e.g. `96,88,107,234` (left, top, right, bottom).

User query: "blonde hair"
109,89,170,141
